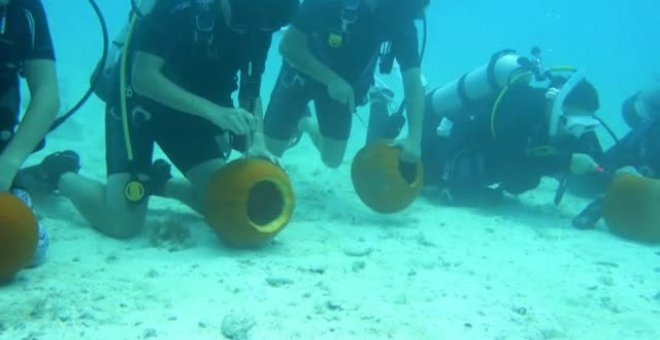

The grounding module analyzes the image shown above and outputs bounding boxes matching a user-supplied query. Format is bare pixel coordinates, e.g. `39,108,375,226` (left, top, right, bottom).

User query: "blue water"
43,0,660,141
426,0,660,136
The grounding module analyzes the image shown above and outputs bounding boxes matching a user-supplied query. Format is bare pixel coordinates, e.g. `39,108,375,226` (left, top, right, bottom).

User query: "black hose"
130,0,147,19
49,0,109,132
595,115,620,144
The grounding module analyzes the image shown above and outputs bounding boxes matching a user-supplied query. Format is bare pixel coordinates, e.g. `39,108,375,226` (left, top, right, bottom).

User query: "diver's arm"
279,27,342,87
132,52,224,120
401,67,425,143
132,52,255,135
0,60,59,184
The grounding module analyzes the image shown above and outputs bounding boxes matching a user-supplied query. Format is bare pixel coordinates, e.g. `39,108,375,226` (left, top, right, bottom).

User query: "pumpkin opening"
247,180,285,228
399,160,418,185
351,141,424,214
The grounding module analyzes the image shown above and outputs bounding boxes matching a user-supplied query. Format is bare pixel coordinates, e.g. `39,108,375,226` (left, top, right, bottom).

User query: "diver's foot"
16,150,81,194
297,116,317,135
291,109,315,148
148,159,172,196
572,215,598,230
368,85,395,105
288,129,304,149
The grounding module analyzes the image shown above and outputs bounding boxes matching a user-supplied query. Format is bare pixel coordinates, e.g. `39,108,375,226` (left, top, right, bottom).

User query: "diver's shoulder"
10,0,45,12
154,0,195,15
146,0,198,23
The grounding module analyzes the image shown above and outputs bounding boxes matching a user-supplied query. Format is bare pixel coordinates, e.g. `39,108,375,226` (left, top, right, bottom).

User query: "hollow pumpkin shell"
351,141,423,214
603,175,660,243
1,193,38,281
205,159,295,248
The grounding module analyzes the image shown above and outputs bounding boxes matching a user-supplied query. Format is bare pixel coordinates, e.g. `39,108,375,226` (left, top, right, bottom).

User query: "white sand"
2,101,659,339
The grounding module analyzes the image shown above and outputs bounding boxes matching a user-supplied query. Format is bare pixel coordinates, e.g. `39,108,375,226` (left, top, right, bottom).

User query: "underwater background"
44,0,660,146
2,0,659,339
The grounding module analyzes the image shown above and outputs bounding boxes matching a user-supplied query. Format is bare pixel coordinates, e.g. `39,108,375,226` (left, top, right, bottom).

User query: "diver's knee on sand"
89,175,148,239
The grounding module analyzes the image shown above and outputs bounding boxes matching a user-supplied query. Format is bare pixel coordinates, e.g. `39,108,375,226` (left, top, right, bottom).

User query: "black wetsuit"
0,0,55,154
263,0,421,142
601,92,660,178
569,93,660,198
420,83,602,205
570,93,660,229
105,0,273,175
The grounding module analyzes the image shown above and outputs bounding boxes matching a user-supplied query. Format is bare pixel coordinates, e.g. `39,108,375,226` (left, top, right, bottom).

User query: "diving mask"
559,114,600,138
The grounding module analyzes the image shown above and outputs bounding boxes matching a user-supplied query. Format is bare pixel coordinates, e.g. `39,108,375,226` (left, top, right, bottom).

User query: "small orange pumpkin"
351,141,423,213
603,175,660,243
1,193,39,281
205,158,295,248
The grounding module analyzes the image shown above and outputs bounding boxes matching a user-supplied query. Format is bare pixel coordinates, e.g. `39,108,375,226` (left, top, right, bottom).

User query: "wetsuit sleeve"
520,130,603,180
603,123,660,176
391,20,420,71
524,149,572,175
601,134,637,172
17,0,55,61
133,2,186,58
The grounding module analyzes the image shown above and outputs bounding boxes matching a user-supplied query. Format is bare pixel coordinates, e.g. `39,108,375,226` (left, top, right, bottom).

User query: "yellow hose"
489,71,532,138
120,16,138,162
489,66,579,138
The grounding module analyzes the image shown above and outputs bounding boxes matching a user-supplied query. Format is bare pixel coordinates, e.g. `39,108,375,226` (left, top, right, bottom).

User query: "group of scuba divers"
2,0,659,270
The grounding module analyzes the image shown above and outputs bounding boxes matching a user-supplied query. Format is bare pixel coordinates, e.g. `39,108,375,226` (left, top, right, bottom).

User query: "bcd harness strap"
338,0,395,75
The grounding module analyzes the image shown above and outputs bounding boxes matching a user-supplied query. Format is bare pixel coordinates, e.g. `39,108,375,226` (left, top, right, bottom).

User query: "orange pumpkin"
603,175,660,243
351,141,423,213
1,193,39,281
205,158,295,248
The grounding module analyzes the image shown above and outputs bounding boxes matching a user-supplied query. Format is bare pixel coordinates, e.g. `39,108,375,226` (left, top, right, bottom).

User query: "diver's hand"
545,87,560,100
570,153,600,175
247,145,282,167
208,107,256,135
391,136,421,164
246,134,282,167
614,166,642,177
327,76,355,113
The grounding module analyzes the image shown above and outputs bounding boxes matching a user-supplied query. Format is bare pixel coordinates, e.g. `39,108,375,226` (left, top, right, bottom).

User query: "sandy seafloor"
1,93,659,340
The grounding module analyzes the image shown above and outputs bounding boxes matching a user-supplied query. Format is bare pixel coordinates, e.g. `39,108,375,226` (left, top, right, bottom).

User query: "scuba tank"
429,50,532,120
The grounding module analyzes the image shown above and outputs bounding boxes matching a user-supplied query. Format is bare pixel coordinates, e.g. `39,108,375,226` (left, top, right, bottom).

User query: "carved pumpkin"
205,159,295,248
1,193,38,281
351,141,423,213
603,175,660,243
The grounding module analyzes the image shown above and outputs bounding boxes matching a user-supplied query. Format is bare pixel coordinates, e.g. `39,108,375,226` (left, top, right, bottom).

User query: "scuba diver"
263,0,429,168
23,0,300,239
0,0,73,267
367,49,604,206
600,85,660,178
570,84,660,229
